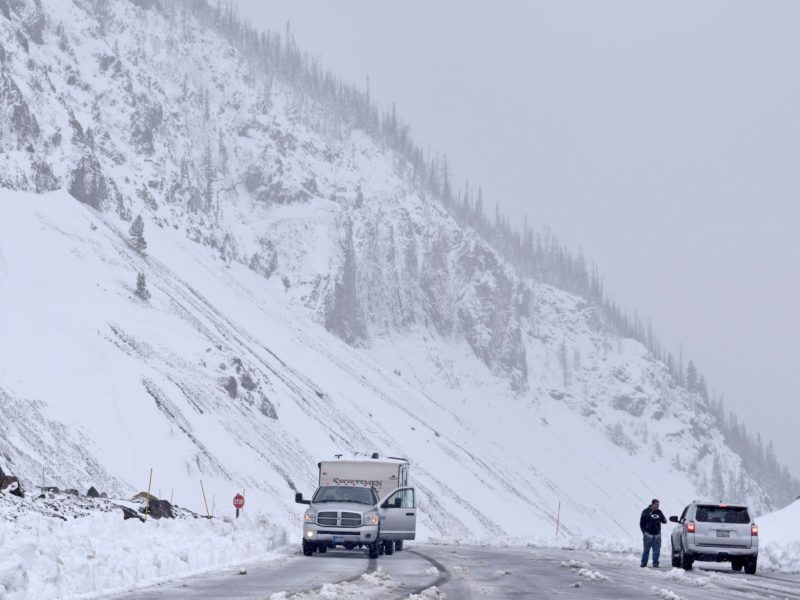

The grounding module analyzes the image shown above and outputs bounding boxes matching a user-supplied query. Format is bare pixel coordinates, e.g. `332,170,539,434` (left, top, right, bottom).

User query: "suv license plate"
332,535,345,543
717,531,730,538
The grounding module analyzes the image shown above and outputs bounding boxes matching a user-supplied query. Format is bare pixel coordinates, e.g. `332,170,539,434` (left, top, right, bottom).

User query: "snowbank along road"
114,545,800,599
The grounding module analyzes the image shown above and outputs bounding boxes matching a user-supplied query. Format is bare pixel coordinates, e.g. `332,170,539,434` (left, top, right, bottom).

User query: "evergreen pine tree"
135,272,151,300
324,218,365,344
558,341,570,386
128,214,147,255
711,454,726,500
686,360,698,393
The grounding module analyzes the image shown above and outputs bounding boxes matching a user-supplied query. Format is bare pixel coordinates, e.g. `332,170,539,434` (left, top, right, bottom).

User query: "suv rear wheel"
680,545,694,570
671,544,680,568
744,557,757,575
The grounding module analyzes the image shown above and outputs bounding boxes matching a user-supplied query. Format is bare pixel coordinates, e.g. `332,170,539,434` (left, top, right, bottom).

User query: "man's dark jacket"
640,506,667,535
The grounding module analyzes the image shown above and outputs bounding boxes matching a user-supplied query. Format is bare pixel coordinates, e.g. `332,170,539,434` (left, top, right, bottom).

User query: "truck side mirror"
295,492,310,505
669,516,679,523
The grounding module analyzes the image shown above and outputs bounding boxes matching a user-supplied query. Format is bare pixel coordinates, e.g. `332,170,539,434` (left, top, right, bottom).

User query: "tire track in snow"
400,549,451,599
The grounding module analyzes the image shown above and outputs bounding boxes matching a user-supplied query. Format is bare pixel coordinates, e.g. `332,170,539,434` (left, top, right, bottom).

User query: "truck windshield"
695,505,750,524
312,486,376,505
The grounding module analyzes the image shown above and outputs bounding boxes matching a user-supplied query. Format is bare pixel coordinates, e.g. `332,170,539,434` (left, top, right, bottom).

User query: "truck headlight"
304,512,316,523
364,512,379,526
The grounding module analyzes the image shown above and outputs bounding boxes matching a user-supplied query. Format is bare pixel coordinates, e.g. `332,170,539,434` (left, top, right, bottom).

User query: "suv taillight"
687,521,695,533
751,524,758,536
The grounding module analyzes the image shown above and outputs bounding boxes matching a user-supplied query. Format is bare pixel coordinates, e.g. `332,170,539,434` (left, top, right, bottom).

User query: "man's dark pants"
641,533,661,567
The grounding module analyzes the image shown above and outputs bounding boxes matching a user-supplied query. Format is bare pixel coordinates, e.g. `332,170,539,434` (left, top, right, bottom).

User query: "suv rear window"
695,505,750,524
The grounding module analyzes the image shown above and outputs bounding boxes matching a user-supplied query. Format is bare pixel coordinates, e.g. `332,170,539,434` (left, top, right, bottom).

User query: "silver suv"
669,502,758,574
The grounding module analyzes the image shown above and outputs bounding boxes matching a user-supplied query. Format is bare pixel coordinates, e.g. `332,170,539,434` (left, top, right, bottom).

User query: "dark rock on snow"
144,498,175,519
121,506,144,521
1,474,24,497
131,492,176,519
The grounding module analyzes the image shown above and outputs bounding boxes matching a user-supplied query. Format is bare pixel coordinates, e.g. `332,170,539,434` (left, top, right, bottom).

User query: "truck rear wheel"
395,540,404,551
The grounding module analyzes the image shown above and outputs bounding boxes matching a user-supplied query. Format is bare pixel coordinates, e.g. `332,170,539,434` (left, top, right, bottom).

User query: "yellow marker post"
144,468,153,522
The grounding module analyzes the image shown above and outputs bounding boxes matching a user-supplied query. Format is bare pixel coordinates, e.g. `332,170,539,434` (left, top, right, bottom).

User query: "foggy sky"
234,0,800,478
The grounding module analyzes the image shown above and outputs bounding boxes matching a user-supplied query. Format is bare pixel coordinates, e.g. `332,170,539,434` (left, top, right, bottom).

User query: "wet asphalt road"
430,545,800,599
113,544,800,599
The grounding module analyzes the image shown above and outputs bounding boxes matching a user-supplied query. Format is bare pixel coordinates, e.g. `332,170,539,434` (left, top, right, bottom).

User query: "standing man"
640,498,667,568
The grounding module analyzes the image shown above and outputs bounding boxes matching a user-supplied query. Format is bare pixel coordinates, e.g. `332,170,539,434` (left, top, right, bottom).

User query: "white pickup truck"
295,454,417,558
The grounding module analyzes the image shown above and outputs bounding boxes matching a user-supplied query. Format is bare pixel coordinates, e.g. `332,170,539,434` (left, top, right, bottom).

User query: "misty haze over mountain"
233,0,800,479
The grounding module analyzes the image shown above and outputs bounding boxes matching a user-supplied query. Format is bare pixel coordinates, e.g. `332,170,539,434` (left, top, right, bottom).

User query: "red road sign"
233,493,245,509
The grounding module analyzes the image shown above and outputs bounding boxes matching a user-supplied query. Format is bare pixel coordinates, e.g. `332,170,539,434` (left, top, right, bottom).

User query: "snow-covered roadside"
757,498,800,573
424,533,639,555
0,494,288,600
759,541,800,573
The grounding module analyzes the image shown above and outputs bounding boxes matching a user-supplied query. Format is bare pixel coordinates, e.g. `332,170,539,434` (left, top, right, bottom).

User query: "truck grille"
317,511,338,526
341,512,361,527
315,511,363,527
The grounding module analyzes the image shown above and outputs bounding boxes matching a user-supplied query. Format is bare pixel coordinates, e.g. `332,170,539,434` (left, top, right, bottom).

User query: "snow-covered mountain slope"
0,189,760,540
0,0,781,544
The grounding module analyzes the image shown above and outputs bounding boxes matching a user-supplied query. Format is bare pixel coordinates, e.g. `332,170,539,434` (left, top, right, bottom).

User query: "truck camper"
318,453,409,493
295,453,416,557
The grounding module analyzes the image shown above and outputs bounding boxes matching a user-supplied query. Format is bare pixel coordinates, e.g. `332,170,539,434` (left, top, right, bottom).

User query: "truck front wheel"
368,542,380,559
383,540,395,555
302,541,314,557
